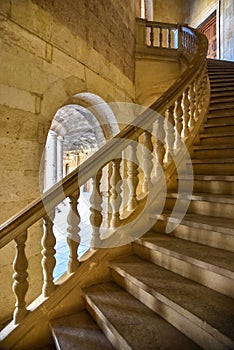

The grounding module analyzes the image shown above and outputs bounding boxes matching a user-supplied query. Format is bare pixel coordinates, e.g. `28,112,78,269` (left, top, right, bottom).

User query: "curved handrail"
0,21,210,327
0,24,208,246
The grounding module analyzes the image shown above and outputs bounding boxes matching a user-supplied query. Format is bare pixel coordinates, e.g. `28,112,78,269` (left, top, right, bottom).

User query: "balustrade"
0,20,209,328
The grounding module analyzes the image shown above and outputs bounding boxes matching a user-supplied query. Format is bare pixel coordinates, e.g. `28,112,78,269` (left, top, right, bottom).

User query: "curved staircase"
49,60,234,349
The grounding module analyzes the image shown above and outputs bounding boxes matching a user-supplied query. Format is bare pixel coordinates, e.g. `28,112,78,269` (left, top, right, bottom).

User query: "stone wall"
0,0,137,324
153,0,187,23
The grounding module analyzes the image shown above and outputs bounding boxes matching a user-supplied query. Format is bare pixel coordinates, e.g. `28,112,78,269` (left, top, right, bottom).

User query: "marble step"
83,282,200,350
109,255,234,350
209,82,234,89
193,143,234,158
50,311,115,350
133,231,234,297
165,192,234,220
153,211,234,252
210,86,234,93
192,158,234,175
198,132,234,145
174,174,234,195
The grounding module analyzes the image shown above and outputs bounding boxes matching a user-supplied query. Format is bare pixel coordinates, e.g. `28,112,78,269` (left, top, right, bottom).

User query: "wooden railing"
0,20,209,326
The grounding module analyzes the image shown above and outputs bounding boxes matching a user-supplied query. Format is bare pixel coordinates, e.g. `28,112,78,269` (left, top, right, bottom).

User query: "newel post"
136,18,147,47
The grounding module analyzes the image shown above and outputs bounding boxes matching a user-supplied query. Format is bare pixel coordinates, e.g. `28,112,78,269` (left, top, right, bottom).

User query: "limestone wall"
153,0,187,23
0,0,137,324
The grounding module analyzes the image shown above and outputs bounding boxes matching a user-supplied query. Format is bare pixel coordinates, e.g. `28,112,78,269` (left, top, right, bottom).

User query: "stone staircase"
49,59,234,349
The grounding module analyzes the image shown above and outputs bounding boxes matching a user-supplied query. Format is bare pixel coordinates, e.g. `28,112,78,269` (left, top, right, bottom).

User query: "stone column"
44,130,57,191
57,136,64,181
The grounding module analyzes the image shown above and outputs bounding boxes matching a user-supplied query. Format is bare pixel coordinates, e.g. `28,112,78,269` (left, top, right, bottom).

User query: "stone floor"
53,189,92,280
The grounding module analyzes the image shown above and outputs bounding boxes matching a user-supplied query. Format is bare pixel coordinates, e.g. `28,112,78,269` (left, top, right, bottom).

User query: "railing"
0,20,209,326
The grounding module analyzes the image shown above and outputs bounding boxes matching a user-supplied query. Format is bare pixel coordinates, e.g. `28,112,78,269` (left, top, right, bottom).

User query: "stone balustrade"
0,20,209,326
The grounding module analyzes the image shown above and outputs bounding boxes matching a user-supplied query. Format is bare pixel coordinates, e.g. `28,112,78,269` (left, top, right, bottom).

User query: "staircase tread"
193,143,234,150
192,158,234,163
204,122,234,127
109,255,234,342
180,174,234,181
159,211,234,233
83,282,200,350
136,231,234,274
50,311,115,350
199,131,234,137
167,192,234,203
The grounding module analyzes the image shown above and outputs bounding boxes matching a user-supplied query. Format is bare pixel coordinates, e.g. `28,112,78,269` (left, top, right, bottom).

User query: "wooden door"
200,15,216,59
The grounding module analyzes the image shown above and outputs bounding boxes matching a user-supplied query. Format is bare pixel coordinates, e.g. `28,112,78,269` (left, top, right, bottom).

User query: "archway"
42,92,119,278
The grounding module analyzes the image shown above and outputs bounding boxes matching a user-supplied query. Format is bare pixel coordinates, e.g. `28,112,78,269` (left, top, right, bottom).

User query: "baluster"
165,105,175,163
110,158,122,228
182,87,190,138
142,129,153,193
13,231,29,324
155,117,166,177
90,169,103,248
127,143,139,211
194,75,202,120
42,211,56,297
174,95,183,149
167,28,171,48
67,189,80,273
189,82,195,129
159,27,163,47
150,26,154,46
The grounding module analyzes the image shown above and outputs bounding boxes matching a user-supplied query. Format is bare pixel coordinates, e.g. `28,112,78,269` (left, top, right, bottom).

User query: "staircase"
49,59,234,350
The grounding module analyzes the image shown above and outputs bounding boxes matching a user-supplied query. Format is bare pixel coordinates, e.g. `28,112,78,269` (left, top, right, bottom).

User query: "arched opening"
41,93,119,278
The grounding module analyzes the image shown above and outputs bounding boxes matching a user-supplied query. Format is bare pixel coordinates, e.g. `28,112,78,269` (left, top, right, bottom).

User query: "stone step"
198,132,234,145
153,212,234,252
206,113,234,124
175,174,234,195
203,122,234,133
133,231,234,298
165,192,234,220
210,82,234,89
209,78,234,84
109,255,234,350
211,91,234,98
50,311,115,350
83,282,200,350
211,86,234,93
192,158,234,175
210,96,234,104
209,103,234,111
193,143,234,158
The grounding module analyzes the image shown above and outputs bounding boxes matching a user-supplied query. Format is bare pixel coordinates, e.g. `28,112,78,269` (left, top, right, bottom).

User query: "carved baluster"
150,26,154,46
90,168,103,248
155,117,166,177
67,189,80,273
165,105,175,163
189,82,195,129
127,143,139,210
110,158,122,228
174,95,183,149
194,75,202,120
142,129,153,193
159,27,163,47
167,28,171,48
12,231,29,324
42,211,56,297
182,87,190,138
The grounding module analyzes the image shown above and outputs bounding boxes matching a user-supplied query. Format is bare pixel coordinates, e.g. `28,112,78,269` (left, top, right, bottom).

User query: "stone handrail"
0,20,209,326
